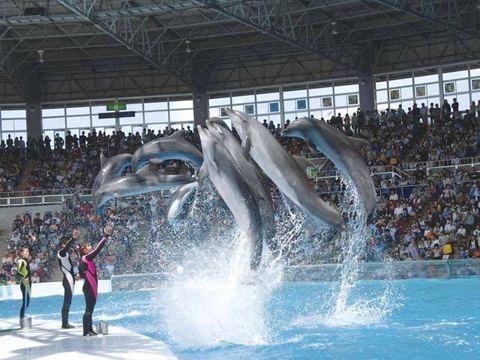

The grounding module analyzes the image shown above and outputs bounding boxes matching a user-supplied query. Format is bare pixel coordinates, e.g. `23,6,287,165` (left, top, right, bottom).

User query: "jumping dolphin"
207,121,276,248
227,109,344,229
131,134,203,171
292,155,316,175
198,125,263,270
166,182,198,223
93,174,195,211
282,117,376,217
92,153,132,194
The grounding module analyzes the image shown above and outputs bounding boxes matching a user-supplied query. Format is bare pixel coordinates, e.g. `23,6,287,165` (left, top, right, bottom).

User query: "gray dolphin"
207,121,276,249
132,134,203,171
227,109,344,229
282,117,376,217
166,182,198,223
292,155,316,174
198,125,263,270
92,153,132,195
94,174,195,211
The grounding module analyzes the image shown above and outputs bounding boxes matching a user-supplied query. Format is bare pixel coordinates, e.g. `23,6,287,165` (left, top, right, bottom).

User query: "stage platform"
0,318,178,360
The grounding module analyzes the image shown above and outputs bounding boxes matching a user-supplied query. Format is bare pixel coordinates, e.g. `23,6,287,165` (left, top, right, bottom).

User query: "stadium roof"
1,0,480,102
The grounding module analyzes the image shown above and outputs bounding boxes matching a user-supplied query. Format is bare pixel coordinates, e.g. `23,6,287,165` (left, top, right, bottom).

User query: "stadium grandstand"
1,1,480,359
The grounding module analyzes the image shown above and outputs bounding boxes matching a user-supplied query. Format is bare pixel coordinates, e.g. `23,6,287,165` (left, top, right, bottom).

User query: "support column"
359,73,375,112
25,70,43,140
193,88,209,128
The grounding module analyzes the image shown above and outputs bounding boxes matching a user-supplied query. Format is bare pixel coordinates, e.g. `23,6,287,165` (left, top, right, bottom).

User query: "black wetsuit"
17,258,31,319
79,236,108,335
57,237,76,328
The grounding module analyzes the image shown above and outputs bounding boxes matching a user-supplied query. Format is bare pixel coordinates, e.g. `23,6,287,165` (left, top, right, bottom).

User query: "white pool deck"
0,319,178,360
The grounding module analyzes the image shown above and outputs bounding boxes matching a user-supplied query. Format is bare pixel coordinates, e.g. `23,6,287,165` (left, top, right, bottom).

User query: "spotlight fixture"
185,40,192,53
37,49,45,63
331,21,338,35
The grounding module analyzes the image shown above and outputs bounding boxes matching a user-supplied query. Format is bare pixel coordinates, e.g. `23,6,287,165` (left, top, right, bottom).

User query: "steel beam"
192,0,360,71
372,0,480,40
56,0,189,83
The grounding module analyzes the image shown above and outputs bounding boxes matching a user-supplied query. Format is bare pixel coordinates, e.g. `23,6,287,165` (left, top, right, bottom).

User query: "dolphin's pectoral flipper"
242,136,252,160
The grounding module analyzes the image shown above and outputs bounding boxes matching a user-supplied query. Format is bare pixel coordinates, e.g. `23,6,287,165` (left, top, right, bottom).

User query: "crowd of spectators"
2,98,480,283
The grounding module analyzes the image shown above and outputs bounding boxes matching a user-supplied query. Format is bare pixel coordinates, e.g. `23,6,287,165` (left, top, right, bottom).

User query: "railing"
0,189,92,207
400,156,480,174
0,188,86,198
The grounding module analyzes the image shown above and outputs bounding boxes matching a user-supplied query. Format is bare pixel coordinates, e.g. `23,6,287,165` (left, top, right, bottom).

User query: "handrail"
0,188,89,198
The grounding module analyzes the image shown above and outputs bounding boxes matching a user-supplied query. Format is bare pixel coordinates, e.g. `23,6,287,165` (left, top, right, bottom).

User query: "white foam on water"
158,230,283,349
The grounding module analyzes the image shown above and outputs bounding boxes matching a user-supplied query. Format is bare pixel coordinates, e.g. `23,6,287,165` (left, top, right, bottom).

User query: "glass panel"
1,109,26,119
415,86,427,97
283,89,307,99
375,81,387,90
42,108,65,117
472,78,480,90
66,106,90,116
284,100,295,112
1,120,14,131
334,84,358,94
390,89,401,100
456,79,469,92
92,117,115,127
296,99,307,110
244,104,255,115
145,111,168,123
256,103,269,114
443,70,468,80
335,95,347,107
321,97,333,108
14,120,27,131
169,100,193,109
401,87,413,100
144,101,168,111
170,109,193,122
444,82,456,94
67,116,90,128
456,94,470,111
414,74,439,84
309,86,333,96
376,90,388,103
470,67,480,77
91,105,106,114
209,97,230,107
43,117,65,130
124,103,143,111
427,84,439,96
348,94,358,105
232,94,254,104
389,77,412,87
256,92,279,101
269,102,279,113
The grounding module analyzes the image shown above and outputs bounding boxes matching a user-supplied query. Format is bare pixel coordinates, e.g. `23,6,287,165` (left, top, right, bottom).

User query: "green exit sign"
106,102,126,111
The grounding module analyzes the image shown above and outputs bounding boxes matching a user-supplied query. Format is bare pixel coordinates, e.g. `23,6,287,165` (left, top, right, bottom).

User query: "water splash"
323,176,397,326
157,230,283,349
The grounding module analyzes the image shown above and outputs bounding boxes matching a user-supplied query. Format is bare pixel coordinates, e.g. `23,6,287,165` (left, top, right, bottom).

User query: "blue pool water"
1,278,480,360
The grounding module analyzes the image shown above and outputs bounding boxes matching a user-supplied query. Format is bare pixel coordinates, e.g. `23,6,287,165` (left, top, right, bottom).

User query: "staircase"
16,159,36,191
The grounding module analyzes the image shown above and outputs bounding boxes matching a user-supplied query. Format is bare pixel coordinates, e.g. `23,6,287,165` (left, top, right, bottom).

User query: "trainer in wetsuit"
79,222,113,336
16,246,32,328
58,228,80,329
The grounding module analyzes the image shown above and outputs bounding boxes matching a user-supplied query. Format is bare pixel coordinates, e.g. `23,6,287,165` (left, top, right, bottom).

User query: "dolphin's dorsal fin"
100,151,106,167
347,136,370,149
242,136,252,160
196,162,209,185
169,130,185,139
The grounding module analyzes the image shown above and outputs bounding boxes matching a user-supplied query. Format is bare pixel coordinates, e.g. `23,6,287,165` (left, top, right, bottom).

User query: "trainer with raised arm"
79,222,113,336
58,228,80,329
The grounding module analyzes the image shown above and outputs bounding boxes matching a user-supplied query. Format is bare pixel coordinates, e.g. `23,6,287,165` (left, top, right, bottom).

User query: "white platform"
0,319,178,360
